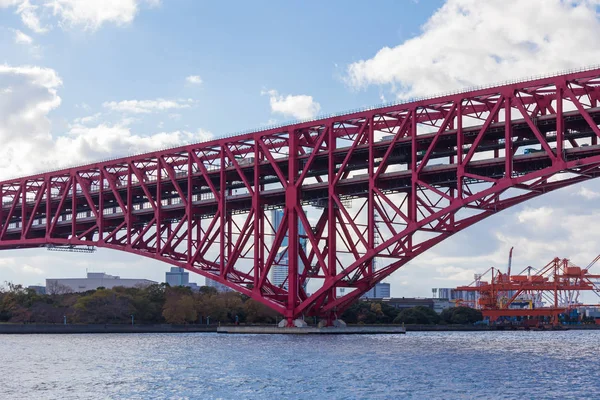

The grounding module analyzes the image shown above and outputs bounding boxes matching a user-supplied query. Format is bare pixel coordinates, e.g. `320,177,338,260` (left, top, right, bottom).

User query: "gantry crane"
455,251,600,326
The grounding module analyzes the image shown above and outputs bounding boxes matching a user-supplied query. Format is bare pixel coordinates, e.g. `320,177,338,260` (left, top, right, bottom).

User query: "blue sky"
1,0,442,138
2,0,600,301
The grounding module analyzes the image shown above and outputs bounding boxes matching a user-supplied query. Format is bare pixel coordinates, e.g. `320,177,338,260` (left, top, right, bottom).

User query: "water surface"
0,331,598,399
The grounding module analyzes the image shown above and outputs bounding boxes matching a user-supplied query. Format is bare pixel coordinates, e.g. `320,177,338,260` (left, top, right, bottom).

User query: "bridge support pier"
279,318,308,328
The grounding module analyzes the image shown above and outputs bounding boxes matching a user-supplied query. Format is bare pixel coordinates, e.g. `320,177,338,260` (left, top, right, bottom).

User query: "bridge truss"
3,68,600,324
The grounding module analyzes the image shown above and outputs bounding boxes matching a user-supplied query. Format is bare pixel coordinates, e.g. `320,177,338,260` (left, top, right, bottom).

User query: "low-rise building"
46,272,156,293
28,285,46,295
362,297,454,314
432,287,477,303
205,277,233,293
384,297,436,310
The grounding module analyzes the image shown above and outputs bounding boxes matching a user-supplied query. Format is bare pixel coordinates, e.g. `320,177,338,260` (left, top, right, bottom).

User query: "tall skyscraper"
271,209,307,289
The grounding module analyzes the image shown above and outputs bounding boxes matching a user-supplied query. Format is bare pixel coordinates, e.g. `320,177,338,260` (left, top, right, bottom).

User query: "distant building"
205,277,232,293
165,267,206,291
46,272,156,293
270,209,307,289
28,285,46,295
271,264,288,289
432,288,477,303
432,298,453,313
580,306,600,319
166,267,189,287
361,297,453,314
361,283,391,299
384,297,436,310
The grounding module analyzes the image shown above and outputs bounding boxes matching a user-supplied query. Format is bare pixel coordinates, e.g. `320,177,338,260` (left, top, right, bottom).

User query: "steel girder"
3,68,600,324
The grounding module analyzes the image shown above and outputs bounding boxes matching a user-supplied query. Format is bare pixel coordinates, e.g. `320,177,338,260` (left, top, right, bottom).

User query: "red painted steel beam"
1,68,600,321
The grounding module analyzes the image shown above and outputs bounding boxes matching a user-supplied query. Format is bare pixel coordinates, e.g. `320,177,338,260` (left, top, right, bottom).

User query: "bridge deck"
1,106,599,242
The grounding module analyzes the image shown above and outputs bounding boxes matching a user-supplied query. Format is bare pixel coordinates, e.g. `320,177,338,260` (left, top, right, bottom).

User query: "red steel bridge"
3,67,600,325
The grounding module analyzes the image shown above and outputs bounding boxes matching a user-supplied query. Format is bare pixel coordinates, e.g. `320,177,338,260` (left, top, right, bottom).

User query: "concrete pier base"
217,325,406,334
278,319,308,328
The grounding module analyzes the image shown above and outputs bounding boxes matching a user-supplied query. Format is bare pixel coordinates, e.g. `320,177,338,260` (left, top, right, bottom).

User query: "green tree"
341,301,400,324
74,288,134,323
197,291,245,323
393,306,440,324
243,299,279,324
198,286,218,296
29,300,68,324
0,282,43,322
162,287,197,324
440,306,483,325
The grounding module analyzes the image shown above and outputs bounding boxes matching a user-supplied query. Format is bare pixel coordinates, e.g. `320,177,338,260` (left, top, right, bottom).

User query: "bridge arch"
2,67,600,323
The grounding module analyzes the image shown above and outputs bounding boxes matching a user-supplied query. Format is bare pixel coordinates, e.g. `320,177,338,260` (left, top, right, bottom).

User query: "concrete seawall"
1,323,596,334
0,324,217,334
217,325,407,334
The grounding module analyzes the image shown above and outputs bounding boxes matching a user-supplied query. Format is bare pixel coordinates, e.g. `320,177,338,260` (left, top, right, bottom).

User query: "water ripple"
0,331,598,399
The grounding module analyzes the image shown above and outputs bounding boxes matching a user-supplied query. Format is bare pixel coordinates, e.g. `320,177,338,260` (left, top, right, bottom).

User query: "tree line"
0,282,279,325
341,302,483,325
0,282,483,325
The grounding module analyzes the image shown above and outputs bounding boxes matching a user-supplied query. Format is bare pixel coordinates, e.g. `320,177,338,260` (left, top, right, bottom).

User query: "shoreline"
0,323,216,334
0,323,599,334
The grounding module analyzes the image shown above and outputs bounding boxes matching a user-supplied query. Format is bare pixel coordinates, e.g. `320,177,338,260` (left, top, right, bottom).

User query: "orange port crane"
455,252,600,325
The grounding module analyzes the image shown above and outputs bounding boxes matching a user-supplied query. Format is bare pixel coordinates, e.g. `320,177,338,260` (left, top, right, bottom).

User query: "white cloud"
345,0,600,99
434,265,478,282
0,0,21,6
56,123,213,166
576,186,600,200
0,258,44,278
262,89,321,120
103,98,194,114
186,75,202,85
0,64,62,147
48,0,140,30
13,29,33,44
0,64,211,179
0,257,15,268
22,264,44,275
261,118,278,126
1,0,160,33
72,112,102,125
516,207,554,224
17,0,48,33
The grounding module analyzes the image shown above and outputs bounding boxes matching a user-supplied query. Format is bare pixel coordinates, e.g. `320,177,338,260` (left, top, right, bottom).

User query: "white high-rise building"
270,209,307,289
